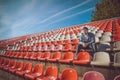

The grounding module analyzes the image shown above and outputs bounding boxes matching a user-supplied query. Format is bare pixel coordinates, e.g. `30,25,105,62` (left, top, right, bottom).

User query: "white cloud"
40,0,92,23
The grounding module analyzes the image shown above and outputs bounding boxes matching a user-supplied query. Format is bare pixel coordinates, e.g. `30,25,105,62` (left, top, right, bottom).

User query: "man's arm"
88,33,95,44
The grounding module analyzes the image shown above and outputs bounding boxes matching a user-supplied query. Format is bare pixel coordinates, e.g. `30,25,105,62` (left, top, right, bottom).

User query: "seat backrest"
42,52,50,58
64,44,72,49
77,52,91,61
17,61,24,69
114,53,120,63
33,64,43,74
63,52,74,60
45,66,58,78
11,60,16,67
36,52,42,58
52,52,61,59
6,60,10,65
83,71,105,80
93,52,110,63
114,75,120,80
24,62,32,71
60,68,78,80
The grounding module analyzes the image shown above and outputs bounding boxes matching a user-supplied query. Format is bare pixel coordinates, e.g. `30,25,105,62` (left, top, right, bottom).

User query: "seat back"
77,52,91,61
64,44,72,50
114,53,120,63
33,64,43,74
45,66,58,78
17,61,24,69
83,71,105,80
63,52,74,60
36,52,42,58
52,52,61,59
114,75,120,80
42,52,50,58
24,62,32,71
60,68,78,80
93,52,110,63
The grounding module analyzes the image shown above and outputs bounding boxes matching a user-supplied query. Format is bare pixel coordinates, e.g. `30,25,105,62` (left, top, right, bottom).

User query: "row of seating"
2,51,120,67
0,58,120,80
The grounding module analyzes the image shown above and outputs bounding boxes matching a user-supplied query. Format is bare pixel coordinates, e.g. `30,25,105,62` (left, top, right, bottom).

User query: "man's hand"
83,43,88,48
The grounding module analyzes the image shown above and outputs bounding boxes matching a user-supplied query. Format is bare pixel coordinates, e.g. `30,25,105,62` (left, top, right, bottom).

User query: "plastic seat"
29,52,35,60
47,52,61,62
0,59,6,68
36,52,42,60
58,52,74,63
60,68,78,80
58,40,64,44
47,44,55,51
14,52,19,58
7,60,17,71
62,44,72,51
82,71,105,80
72,52,91,64
24,52,29,59
24,64,43,80
114,75,120,80
54,44,63,51
39,52,51,61
9,61,24,73
42,44,48,51
71,39,79,44
36,66,58,80
16,62,32,76
113,53,120,67
72,44,78,51
64,40,71,44
3,60,11,70
91,52,110,66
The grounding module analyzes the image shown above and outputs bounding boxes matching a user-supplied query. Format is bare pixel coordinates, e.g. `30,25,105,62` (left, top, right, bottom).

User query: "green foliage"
92,0,120,21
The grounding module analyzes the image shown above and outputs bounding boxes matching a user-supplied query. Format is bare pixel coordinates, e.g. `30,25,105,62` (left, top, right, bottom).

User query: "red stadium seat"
62,44,72,51
36,52,42,60
82,71,105,80
24,64,44,80
24,52,29,59
114,75,120,80
64,40,71,44
9,61,24,73
47,52,61,62
39,52,51,61
36,66,58,80
58,40,64,44
72,39,79,44
58,52,74,63
72,52,91,64
16,62,32,76
54,44,63,51
60,68,78,80
3,60,11,70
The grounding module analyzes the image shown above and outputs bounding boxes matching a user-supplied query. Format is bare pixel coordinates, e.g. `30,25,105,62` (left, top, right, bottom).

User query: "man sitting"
76,27,96,55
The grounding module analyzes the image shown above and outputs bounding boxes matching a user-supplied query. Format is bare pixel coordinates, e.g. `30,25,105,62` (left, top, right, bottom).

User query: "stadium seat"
39,52,51,61
3,60,11,70
62,44,72,51
47,51,61,62
29,52,35,60
60,68,78,80
71,39,79,44
24,64,43,80
9,61,24,73
91,52,110,66
58,52,74,63
114,75,120,80
36,66,58,80
54,44,63,51
36,52,42,60
6,60,17,71
113,53,120,67
82,71,105,80
24,52,29,59
64,40,71,44
16,62,32,76
72,52,91,64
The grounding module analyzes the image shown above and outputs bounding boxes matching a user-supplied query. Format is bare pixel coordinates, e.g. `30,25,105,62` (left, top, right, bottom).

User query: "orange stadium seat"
36,66,58,80
16,62,32,76
24,64,44,80
60,68,78,80
39,52,51,61
72,52,91,64
58,52,74,63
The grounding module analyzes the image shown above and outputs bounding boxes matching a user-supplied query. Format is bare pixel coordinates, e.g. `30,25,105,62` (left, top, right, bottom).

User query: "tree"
92,0,120,21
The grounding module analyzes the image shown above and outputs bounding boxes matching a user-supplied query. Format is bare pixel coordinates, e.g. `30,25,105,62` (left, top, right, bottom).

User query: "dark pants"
76,43,96,55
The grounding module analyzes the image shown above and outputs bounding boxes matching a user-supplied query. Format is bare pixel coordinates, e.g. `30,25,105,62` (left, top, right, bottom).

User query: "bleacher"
0,18,120,80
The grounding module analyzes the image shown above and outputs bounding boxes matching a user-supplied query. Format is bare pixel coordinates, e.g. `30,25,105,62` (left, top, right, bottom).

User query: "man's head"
83,27,88,34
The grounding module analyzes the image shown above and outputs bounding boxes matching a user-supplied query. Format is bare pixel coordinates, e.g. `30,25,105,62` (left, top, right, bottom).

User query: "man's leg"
90,43,97,53
75,44,83,55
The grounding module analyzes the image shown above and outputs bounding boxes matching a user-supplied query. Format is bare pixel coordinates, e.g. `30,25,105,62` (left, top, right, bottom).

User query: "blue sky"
0,0,99,40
